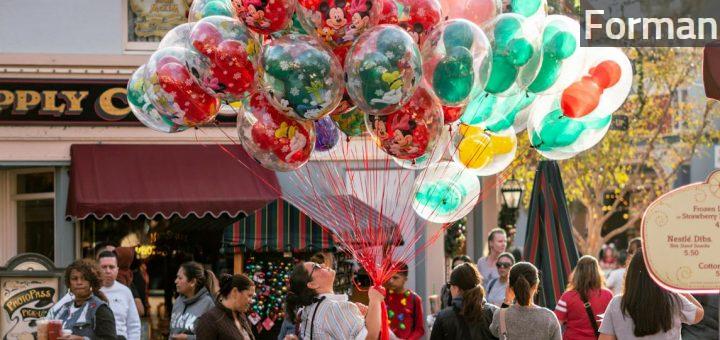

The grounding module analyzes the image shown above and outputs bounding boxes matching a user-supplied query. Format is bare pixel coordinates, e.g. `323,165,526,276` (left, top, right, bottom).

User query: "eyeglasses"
310,263,322,277
496,262,513,269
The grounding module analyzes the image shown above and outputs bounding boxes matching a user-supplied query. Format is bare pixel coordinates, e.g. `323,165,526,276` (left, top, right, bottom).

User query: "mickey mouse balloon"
259,34,344,121
346,25,423,116
237,93,316,171
234,0,296,34
296,0,381,49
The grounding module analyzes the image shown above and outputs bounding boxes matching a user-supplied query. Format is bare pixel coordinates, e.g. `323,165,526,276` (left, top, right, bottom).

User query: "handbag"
579,294,600,336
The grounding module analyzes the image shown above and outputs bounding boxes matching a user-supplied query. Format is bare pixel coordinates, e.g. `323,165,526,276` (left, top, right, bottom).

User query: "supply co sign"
581,0,720,47
0,79,235,126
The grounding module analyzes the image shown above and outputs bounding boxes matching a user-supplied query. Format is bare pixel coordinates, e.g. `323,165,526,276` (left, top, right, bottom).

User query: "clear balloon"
451,124,517,176
378,0,442,44
144,47,220,128
188,0,237,22
461,91,536,133
392,126,450,169
314,115,340,151
439,0,501,27
259,34,344,121
421,19,491,107
234,0,296,34
346,25,423,116
481,14,542,96
332,107,366,138
127,65,187,133
527,94,612,160
412,161,480,223
366,85,444,160
158,23,196,50
190,16,261,103
562,47,633,120
296,0,381,49
237,93,316,171
521,15,585,95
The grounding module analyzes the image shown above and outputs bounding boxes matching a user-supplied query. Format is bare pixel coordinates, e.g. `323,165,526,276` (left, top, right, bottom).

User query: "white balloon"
412,161,481,223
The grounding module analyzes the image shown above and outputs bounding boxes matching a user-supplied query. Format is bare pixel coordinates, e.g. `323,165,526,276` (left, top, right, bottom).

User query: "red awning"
66,144,280,221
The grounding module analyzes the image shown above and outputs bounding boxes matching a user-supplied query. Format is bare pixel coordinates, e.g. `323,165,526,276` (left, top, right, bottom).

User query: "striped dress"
299,293,368,340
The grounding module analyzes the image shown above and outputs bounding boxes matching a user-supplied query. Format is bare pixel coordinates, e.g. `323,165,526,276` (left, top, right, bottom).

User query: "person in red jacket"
384,262,425,340
555,255,613,340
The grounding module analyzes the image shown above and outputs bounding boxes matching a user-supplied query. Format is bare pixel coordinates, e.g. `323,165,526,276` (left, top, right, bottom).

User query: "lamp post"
499,177,524,248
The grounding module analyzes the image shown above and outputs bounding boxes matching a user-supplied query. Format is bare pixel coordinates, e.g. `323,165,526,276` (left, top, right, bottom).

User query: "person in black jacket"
430,263,498,340
195,274,256,340
50,259,117,340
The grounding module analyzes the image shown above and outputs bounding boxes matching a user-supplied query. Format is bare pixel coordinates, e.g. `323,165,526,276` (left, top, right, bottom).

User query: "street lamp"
501,177,523,209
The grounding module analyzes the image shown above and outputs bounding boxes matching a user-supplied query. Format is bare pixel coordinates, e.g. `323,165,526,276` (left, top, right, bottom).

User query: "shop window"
13,170,55,261
125,0,192,50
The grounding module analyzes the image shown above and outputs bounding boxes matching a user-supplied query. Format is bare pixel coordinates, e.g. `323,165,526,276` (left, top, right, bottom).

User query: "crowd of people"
44,231,717,340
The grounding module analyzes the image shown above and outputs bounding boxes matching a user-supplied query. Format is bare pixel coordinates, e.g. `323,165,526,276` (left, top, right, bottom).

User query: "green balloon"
494,17,522,50
443,20,475,50
297,49,330,80
533,109,586,150
461,92,496,125
507,38,533,66
292,14,307,35
484,55,518,94
485,93,535,132
527,57,561,93
545,31,576,60
284,78,315,117
359,52,392,110
433,46,474,104
202,0,234,18
127,78,146,108
264,47,294,80
414,180,463,215
510,0,541,17
376,27,412,64
332,108,366,137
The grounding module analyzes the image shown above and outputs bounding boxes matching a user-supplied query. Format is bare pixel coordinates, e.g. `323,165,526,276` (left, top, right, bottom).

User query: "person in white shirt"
605,250,627,295
477,228,507,290
97,250,141,340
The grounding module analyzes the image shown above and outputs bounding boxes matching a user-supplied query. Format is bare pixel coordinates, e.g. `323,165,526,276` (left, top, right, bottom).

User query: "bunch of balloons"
127,0,633,224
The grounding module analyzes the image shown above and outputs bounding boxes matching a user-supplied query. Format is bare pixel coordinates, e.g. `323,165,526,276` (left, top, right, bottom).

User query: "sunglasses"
496,262,513,269
310,263,322,277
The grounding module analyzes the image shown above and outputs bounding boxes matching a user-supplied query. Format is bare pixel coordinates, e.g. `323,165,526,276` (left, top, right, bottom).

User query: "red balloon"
234,0,294,34
560,77,601,119
371,86,442,159
561,60,623,118
378,0,442,44
190,21,223,57
210,40,255,96
247,93,314,163
442,105,463,124
589,60,622,89
157,62,219,126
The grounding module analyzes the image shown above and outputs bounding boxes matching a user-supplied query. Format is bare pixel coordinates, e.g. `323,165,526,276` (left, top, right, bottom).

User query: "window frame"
9,167,56,259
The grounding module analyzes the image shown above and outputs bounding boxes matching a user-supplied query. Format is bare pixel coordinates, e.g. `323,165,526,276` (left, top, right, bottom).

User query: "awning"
221,196,402,253
66,144,280,221
221,199,336,253
524,160,580,310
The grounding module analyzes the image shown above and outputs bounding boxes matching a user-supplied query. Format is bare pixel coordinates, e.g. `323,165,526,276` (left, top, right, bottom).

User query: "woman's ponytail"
509,262,539,306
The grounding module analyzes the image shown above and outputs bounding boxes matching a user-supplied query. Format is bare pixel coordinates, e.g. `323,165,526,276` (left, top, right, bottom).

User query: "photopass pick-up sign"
0,79,235,126
581,0,720,47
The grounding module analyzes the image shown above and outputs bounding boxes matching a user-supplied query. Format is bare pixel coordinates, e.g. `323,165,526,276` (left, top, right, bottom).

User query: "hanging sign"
642,170,720,292
0,253,63,340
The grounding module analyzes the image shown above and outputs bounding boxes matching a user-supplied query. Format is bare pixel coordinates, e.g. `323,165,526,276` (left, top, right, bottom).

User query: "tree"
512,47,719,257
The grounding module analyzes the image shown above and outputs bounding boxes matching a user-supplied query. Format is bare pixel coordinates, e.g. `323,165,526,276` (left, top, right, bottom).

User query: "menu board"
642,170,720,292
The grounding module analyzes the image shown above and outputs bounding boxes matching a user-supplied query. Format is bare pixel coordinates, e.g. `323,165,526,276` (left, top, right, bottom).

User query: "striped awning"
221,199,337,253
524,161,580,310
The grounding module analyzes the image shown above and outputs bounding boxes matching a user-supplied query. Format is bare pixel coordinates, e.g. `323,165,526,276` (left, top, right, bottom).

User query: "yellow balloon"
458,124,485,137
488,134,515,155
458,133,493,169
